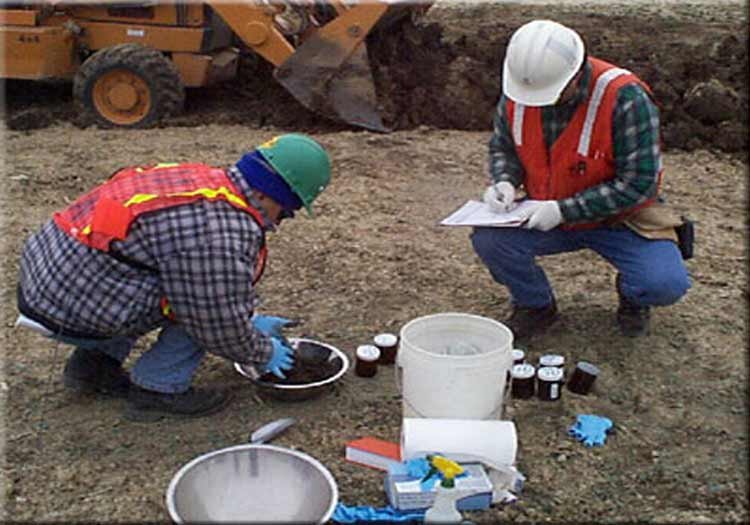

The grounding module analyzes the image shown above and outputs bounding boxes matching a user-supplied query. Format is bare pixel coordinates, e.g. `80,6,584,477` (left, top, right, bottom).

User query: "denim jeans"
470,225,691,309
51,323,204,394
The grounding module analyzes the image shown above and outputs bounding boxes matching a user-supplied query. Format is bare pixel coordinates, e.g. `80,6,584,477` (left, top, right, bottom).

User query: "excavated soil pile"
3,3,748,155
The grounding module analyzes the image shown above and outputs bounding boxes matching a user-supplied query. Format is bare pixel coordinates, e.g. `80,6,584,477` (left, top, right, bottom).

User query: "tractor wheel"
73,43,185,128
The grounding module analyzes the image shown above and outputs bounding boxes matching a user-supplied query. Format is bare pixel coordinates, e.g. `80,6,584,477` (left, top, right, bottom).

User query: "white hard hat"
503,20,585,106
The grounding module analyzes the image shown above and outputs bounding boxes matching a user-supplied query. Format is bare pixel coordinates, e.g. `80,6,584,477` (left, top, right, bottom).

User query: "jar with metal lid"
538,354,565,380
511,348,526,366
538,353,565,369
537,366,564,401
373,333,399,365
567,361,600,395
511,363,536,399
355,345,380,378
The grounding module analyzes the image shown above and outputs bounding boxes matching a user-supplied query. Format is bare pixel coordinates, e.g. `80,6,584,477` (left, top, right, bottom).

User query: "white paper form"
439,199,542,227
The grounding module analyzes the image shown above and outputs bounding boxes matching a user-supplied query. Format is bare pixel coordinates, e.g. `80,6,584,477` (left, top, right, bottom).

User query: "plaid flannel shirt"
488,60,662,224
18,166,274,366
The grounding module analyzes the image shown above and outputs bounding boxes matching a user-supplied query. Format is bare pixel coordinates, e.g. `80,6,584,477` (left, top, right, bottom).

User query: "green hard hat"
256,133,331,215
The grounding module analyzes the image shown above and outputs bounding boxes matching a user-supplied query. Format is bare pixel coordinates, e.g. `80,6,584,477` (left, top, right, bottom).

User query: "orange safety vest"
506,57,662,230
53,162,268,319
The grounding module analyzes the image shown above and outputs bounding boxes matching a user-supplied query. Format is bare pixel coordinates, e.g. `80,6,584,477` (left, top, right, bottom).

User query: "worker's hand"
263,337,295,379
252,314,299,338
522,200,563,231
483,181,517,214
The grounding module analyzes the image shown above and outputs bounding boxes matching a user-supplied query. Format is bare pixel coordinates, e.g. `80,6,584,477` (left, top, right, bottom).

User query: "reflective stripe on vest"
510,66,630,150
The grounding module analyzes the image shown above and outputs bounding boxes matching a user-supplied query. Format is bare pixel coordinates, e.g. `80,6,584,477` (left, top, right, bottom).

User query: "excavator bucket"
275,31,385,132
274,2,425,132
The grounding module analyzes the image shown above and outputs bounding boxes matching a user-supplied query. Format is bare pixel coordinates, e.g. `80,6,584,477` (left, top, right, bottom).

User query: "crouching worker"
16,134,331,422
472,20,691,341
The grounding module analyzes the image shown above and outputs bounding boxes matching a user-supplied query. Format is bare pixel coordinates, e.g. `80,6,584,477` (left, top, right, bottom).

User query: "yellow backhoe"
0,1,431,131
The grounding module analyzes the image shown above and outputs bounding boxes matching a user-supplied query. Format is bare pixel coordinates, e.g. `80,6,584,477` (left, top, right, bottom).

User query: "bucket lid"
373,333,398,347
511,363,535,379
356,345,380,362
539,354,565,367
537,366,564,382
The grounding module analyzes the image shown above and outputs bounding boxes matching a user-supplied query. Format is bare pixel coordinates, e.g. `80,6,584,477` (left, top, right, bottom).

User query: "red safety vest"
506,57,662,230
53,162,268,319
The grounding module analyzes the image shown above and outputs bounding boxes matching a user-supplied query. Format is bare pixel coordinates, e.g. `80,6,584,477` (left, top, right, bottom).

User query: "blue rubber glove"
568,414,614,447
252,314,298,338
332,503,425,523
262,337,295,379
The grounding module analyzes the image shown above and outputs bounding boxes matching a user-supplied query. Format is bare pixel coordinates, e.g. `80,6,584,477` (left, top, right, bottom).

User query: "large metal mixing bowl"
166,444,338,523
234,338,349,402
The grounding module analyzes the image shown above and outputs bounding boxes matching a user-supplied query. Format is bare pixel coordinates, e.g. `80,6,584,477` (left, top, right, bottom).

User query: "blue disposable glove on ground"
568,414,613,447
333,503,425,523
252,314,298,338
263,337,295,379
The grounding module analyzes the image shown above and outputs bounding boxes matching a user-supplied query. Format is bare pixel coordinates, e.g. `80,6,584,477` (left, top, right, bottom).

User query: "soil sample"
261,341,343,386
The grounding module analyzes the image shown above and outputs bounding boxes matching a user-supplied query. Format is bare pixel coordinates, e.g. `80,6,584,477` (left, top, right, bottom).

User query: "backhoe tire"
73,43,185,129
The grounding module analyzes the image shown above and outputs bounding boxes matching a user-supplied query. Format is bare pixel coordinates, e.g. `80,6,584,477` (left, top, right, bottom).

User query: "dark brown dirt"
261,341,344,385
3,2,748,155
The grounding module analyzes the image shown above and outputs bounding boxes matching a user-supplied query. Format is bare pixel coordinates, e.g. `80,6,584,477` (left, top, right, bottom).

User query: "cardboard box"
385,462,493,511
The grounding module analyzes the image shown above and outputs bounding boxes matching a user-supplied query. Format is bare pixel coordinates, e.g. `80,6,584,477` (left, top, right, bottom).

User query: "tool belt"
621,201,694,260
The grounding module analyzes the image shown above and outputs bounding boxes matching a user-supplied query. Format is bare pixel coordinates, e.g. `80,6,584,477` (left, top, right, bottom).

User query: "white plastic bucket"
397,313,513,420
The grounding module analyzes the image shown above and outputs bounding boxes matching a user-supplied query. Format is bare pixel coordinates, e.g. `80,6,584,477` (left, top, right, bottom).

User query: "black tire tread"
73,43,185,128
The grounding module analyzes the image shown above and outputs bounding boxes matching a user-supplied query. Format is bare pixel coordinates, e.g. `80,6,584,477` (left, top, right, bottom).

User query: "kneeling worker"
16,133,331,421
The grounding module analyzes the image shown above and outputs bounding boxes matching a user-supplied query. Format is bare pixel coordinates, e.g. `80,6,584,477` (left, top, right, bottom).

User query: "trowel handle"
249,417,297,444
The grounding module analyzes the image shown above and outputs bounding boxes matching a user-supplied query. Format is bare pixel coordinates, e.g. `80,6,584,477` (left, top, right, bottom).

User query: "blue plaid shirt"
489,60,662,223
18,166,274,366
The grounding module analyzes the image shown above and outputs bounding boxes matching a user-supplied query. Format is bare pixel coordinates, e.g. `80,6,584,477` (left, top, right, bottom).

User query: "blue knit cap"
235,150,303,211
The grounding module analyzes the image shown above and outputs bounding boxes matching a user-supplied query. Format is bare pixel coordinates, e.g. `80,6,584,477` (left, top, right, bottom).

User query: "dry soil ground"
1,1,748,523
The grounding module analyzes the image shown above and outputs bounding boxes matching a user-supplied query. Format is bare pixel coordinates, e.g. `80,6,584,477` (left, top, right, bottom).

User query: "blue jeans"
470,225,690,309
52,323,204,394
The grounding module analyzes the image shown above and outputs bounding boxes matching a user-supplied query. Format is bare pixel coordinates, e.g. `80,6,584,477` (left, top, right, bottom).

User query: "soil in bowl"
260,341,344,385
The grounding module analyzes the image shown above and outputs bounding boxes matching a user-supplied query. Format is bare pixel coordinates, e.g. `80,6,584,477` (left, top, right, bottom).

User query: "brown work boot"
506,298,559,340
63,348,130,398
616,274,651,337
124,386,230,423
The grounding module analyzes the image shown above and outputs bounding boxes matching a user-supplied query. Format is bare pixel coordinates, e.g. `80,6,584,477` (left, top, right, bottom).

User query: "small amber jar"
537,366,564,401
373,333,399,365
355,345,380,378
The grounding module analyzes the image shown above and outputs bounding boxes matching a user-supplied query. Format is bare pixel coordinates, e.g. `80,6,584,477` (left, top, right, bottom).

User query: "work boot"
124,385,230,423
63,348,131,398
506,298,559,340
616,275,651,337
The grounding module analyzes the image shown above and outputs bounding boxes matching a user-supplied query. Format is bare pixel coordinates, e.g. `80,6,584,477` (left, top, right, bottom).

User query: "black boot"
124,385,230,422
63,348,131,398
616,274,651,337
506,297,559,340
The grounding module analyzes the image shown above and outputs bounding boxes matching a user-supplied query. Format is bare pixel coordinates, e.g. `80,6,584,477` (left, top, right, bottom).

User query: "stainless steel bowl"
166,444,338,523
234,338,349,402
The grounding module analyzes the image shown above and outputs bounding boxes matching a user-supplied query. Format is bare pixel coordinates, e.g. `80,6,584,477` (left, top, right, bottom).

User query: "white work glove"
483,181,516,214
522,200,563,231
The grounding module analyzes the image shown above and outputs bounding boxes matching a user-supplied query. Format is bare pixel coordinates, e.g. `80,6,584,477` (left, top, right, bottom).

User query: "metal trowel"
249,417,297,444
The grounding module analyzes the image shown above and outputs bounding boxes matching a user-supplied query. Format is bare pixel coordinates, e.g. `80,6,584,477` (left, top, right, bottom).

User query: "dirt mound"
3,4,747,155
367,9,748,154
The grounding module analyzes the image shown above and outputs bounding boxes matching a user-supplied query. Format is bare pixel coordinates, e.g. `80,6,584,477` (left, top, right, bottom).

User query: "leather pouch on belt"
622,202,682,243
